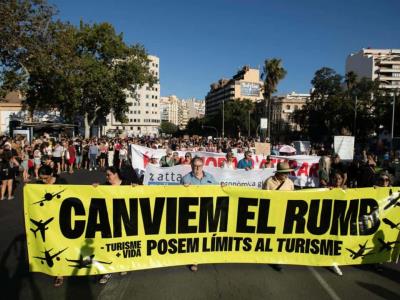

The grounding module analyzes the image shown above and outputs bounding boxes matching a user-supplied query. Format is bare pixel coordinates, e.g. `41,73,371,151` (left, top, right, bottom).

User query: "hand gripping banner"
24,185,400,276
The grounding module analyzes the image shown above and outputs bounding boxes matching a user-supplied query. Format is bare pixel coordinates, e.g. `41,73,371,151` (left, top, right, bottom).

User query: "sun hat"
275,161,294,173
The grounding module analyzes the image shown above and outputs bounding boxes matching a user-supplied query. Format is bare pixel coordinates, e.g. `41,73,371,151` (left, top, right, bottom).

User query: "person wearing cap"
262,161,294,191
237,150,254,170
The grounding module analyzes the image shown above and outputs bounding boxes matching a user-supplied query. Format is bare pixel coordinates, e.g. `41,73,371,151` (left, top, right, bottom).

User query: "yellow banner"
24,185,400,276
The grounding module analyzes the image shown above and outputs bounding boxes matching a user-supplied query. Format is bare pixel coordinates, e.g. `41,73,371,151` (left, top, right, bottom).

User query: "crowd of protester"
1,133,399,285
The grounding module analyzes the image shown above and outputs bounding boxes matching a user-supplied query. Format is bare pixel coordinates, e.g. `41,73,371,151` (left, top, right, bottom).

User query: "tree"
160,121,178,135
24,21,157,137
261,58,287,140
0,0,56,97
292,67,392,144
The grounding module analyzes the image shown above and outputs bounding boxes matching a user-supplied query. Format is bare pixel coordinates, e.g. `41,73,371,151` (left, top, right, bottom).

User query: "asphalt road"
0,169,399,300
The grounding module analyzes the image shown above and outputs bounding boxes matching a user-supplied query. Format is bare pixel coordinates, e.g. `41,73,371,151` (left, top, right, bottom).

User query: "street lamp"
391,91,396,149
248,110,251,137
222,100,225,138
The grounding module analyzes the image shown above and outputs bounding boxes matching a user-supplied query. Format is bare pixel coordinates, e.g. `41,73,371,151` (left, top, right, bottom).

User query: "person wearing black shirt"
75,140,83,170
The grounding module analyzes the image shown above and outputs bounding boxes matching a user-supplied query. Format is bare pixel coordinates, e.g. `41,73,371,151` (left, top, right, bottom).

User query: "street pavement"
0,169,399,300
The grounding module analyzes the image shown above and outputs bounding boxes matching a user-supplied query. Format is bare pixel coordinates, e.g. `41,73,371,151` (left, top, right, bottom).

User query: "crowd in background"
0,134,399,201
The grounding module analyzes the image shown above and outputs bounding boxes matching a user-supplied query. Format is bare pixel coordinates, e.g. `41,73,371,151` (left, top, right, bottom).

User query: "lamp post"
391,92,396,149
222,100,225,138
353,95,357,136
248,110,251,137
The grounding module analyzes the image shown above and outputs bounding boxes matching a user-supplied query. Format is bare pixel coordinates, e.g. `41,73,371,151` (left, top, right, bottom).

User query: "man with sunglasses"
159,149,176,167
181,156,217,185
237,150,254,170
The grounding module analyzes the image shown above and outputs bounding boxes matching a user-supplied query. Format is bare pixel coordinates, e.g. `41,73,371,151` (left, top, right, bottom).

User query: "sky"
51,0,400,99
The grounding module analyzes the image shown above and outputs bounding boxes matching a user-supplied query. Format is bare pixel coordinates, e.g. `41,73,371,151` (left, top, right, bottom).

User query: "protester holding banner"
237,150,254,170
181,156,217,186
96,166,133,284
36,165,67,287
330,154,347,188
181,156,217,271
221,151,236,169
159,149,176,167
262,162,294,191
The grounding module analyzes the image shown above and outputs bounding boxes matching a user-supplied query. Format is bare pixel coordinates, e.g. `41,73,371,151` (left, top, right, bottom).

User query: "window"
146,111,149,114
294,105,298,110
155,96,158,99
137,127,141,130
130,127,133,130
122,126,125,130
286,105,291,110
155,104,157,107
146,95,149,99
129,119,133,122
146,103,149,106
393,73,400,77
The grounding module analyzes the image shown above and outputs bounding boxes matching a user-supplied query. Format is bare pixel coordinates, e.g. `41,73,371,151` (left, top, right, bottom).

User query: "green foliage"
206,99,257,137
160,121,178,135
0,0,57,97
185,118,204,135
292,67,399,143
261,58,287,139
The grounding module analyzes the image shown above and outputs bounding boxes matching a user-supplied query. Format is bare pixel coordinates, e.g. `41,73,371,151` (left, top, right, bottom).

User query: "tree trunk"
84,112,91,139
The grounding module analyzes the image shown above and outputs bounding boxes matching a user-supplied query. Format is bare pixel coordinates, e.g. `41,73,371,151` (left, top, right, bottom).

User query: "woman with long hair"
318,155,331,187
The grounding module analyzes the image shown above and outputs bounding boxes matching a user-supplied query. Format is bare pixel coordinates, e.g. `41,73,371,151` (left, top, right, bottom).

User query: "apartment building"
271,92,309,131
346,48,400,90
160,96,205,129
205,66,263,116
104,55,161,136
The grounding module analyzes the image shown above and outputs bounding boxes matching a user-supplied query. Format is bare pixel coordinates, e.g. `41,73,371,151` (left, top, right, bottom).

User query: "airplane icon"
66,254,112,269
383,191,400,210
346,241,373,259
377,238,400,252
34,247,68,267
30,217,54,242
33,189,66,206
382,218,400,229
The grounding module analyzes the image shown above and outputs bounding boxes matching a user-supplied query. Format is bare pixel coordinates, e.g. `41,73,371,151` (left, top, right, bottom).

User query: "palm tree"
261,58,287,140
345,71,357,95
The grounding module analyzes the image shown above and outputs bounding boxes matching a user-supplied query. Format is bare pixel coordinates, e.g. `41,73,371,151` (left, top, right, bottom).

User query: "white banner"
132,145,320,187
143,164,275,189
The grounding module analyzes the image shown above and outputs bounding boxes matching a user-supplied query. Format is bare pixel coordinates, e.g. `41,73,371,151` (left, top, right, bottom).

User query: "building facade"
160,96,205,129
104,55,161,137
205,66,263,116
160,95,179,125
271,92,309,131
346,48,400,90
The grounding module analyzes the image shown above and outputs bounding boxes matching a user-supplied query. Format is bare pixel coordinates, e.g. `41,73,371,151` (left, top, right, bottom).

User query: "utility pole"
391,92,396,149
248,110,251,137
354,96,357,136
222,100,225,138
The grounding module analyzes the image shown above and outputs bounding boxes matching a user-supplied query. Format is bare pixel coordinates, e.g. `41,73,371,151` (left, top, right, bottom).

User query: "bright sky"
51,0,400,99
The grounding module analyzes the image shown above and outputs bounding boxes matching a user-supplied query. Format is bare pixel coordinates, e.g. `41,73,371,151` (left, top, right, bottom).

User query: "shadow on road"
357,281,400,300
0,233,42,299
